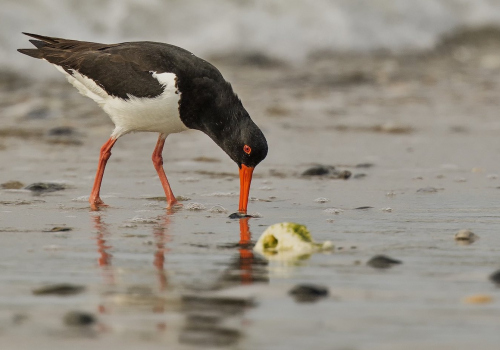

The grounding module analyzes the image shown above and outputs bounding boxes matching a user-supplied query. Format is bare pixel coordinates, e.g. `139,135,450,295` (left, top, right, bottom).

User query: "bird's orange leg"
89,137,117,210
152,134,181,209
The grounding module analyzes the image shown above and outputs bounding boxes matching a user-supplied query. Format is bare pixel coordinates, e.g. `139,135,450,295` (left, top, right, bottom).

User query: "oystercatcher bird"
18,33,268,213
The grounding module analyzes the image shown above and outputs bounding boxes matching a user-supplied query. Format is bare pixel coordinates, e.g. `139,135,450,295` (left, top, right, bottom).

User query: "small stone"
462,294,493,304
63,311,96,327
489,270,500,285
367,255,402,269
1,181,24,189
25,182,66,193
381,207,392,212
228,212,252,219
46,227,73,232
289,284,329,302
302,165,334,176
355,206,373,210
417,187,439,193
455,229,478,242
33,283,85,296
314,197,330,203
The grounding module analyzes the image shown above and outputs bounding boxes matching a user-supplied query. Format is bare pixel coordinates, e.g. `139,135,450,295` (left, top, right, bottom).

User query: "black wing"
18,33,223,100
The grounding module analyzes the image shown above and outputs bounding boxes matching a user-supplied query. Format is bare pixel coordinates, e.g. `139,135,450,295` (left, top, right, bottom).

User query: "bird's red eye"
243,145,251,154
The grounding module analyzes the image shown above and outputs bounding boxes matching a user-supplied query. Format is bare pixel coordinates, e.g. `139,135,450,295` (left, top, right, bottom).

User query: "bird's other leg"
89,137,117,210
152,134,180,209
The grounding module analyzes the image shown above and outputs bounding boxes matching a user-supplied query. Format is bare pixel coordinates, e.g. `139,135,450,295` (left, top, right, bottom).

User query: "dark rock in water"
25,182,66,193
489,270,500,285
33,283,85,296
228,212,252,219
289,284,329,302
1,181,24,189
302,165,334,176
367,255,402,269
45,227,73,232
353,173,367,179
302,165,351,179
355,206,373,210
63,311,96,327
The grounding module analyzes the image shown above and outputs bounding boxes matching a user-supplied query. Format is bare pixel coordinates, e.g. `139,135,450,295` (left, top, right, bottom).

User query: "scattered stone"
367,255,402,269
228,212,252,219
186,202,206,211
462,294,493,304
314,197,330,203
1,181,24,189
302,165,334,176
33,283,85,296
355,206,373,210
63,311,96,327
301,165,351,179
417,187,439,193
289,284,329,302
45,227,73,232
489,270,500,285
454,229,478,242
25,182,66,193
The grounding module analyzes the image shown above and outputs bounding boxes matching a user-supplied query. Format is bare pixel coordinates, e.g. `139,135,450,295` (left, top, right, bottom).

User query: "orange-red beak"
239,165,254,214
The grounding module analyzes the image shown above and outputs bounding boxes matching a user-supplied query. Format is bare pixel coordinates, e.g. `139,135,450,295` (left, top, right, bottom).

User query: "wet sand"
2,31,500,349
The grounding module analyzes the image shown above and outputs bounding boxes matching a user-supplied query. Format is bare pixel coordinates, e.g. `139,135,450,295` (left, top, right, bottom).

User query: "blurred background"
3,0,500,75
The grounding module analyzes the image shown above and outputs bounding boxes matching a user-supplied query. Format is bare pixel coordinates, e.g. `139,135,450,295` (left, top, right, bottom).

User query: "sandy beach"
1,28,500,349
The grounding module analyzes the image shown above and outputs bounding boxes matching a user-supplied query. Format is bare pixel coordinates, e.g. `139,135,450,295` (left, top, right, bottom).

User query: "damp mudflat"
2,34,500,349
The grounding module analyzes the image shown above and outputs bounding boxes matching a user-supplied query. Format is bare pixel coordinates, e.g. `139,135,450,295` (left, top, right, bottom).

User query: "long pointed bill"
239,165,254,214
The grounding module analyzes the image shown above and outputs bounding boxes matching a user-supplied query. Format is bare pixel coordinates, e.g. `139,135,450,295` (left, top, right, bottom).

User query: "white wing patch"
51,64,187,139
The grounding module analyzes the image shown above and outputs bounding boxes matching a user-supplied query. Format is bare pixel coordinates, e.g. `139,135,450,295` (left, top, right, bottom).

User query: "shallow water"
2,46,500,349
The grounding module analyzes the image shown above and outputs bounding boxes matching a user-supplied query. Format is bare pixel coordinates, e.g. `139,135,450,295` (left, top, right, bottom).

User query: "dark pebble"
331,170,351,179
302,165,335,176
33,283,85,296
489,270,500,285
228,212,252,219
25,182,66,193
367,255,402,269
63,311,96,327
289,284,329,302
46,227,73,232
355,206,373,210
417,187,439,193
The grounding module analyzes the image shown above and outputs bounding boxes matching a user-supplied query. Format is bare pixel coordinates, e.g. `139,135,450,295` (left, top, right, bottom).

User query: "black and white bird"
18,33,268,213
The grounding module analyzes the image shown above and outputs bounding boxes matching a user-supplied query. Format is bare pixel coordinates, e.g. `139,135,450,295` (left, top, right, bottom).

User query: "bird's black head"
225,117,268,169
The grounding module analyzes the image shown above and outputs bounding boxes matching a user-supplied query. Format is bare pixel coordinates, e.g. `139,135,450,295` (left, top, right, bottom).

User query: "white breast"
52,64,188,138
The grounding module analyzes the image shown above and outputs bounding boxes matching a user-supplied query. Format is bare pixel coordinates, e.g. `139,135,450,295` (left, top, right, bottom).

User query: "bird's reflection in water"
180,217,269,347
92,213,267,347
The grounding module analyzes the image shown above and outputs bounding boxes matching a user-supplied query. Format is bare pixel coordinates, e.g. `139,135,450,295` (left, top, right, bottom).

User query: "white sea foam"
7,0,500,76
